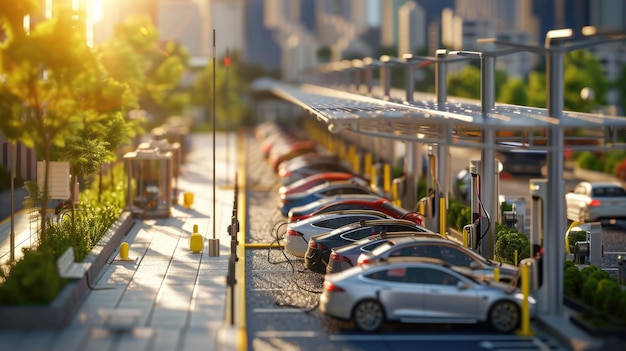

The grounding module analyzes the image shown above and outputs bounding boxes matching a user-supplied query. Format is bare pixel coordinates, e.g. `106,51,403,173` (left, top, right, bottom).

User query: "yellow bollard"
439,198,447,239
516,262,535,336
493,267,500,282
183,192,194,208
120,242,129,260
190,224,203,253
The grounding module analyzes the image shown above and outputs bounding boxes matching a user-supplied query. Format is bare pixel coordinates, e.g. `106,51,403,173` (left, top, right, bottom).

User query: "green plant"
0,248,63,305
0,164,125,304
494,224,530,265
576,151,603,172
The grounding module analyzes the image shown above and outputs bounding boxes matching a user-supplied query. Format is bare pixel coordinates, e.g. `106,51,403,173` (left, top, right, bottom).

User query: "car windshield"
380,201,409,216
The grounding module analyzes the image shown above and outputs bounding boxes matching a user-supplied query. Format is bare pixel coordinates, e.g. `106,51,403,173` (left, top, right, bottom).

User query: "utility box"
124,147,173,218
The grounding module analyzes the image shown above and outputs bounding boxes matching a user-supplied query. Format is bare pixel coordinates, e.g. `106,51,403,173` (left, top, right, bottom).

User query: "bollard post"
190,224,203,253
493,267,500,282
516,262,534,336
120,242,129,260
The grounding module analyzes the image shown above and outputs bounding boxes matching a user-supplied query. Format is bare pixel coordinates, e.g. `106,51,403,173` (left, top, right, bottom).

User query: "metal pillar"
434,49,449,235
479,55,497,259
404,142,418,211
544,34,567,315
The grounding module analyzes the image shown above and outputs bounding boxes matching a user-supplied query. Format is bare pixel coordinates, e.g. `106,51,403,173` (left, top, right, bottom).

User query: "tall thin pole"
225,48,230,184
10,142,16,261
212,29,216,240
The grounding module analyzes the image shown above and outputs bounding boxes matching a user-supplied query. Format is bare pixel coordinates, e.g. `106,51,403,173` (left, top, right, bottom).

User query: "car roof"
379,235,459,247
333,231,442,253
321,219,433,238
290,209,390,224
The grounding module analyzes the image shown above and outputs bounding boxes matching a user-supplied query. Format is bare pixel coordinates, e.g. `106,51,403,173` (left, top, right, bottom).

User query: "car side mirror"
457,281,470,290
469,261,481,270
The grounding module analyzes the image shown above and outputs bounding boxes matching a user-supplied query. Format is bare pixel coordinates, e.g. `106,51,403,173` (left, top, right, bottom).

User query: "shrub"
581,277,599,305
0,248,63,304
494,225,530,265
563,265,583,299
615,158,626,181
576,151,603,171
0,164,125,304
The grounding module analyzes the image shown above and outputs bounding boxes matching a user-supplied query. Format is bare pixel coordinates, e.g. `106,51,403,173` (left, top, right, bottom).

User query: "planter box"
0,211,134,329
564,296,626,338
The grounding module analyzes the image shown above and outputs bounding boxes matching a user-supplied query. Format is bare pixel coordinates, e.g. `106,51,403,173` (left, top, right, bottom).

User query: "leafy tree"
498,77,528,106
0,4,106,239
191,51,248,130
97,14,189,127
447,65,481,99
526,50,607,112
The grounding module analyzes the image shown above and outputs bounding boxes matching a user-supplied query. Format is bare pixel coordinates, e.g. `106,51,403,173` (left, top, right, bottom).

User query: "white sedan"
565,181,626,223
283,210,390,257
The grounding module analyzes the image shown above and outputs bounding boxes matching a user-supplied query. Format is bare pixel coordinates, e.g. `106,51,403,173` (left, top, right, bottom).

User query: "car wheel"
488,300,520,333
352,299,385,332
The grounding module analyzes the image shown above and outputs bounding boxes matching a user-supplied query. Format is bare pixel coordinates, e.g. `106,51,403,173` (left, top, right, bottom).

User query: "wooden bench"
56,247,91,280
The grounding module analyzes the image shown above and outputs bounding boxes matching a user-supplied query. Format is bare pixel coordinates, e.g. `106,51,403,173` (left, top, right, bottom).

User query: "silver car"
320,257,536,332
357,236,519,283
327,231,433,275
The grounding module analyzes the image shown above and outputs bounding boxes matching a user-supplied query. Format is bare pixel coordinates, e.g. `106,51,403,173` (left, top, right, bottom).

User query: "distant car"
496,141,546,176
565,181,626,223
280,181,382,217
288,196,423,225
304,219,436,273
320,257,535,332
280,162,355,186
277,153,343,178
279,172,368,197
283,210,391,258
268,140,318,171
356,236,518,283
327,231,436,274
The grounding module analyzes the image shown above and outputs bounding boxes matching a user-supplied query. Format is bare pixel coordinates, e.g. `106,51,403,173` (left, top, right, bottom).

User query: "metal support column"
545,34,567,316
479,55,496,259
435,49,449,235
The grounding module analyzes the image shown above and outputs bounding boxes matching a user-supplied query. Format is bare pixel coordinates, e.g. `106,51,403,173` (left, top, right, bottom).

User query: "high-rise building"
397,1,426,56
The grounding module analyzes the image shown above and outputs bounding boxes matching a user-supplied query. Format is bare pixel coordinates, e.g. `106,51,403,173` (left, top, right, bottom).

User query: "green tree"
97,14,189,126
498,77,528,106
526,50,607,112
447,65,481,99
191,52,248,130
0,3,105,239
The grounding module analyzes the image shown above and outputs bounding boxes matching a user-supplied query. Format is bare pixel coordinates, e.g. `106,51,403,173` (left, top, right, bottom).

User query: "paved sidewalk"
0,132,238,351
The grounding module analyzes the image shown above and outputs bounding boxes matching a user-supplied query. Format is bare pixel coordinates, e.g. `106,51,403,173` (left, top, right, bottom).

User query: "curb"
0,211,134,329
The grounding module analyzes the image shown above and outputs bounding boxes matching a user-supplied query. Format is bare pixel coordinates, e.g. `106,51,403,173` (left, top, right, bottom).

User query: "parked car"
304,219,437,273
288,196,423,225
268,139,318,171
277,153,343,177
283,210,391,257
280,161,355,186
287,194,385,221
356,236,518,283
280,181,382,217
565,181,626,223
496,141,546,176
279,172,368,197
320,256,535,332
327,231,435,274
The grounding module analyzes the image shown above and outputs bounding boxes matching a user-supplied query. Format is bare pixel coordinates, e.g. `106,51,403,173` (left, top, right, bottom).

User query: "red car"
279,172,368,197
288,196,424,225
268,140,318,172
